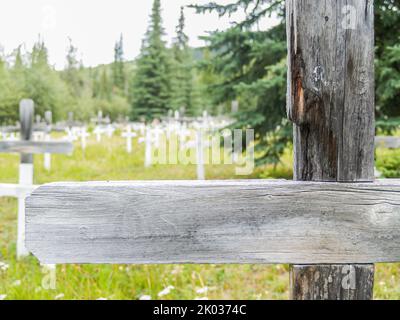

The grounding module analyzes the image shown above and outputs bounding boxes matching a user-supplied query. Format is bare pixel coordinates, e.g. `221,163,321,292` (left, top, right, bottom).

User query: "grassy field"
0,134,399,300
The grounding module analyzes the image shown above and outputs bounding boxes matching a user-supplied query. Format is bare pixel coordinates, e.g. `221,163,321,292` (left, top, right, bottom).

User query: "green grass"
0,135,399,300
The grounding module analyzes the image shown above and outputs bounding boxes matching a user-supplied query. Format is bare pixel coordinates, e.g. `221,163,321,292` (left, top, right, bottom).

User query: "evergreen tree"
26,39,68,120
191,0,287,166
375,0,400,119
63,38,83,97
31,36,49,67
14,46,24,71
99,68,112,100
112,34,126,92
192,0,400,166
130,0,172,121
170,7,197,115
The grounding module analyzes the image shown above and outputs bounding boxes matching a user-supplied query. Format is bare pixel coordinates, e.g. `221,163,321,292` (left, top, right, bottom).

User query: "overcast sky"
0,0,279,69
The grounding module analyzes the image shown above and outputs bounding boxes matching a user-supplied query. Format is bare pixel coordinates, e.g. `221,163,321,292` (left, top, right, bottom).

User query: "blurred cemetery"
0,0,400,300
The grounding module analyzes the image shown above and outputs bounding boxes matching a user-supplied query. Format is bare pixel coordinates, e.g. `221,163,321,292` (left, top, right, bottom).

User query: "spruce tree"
170,7,197,115
99,68,112,100
130,0,172,121
63,38,83,98
112,34,126,92
193,0,400,165
191,0,288,166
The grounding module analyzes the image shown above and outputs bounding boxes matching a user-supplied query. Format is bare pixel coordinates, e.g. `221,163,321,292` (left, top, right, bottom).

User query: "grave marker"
93,126,103,142
0,100,73,258
105,124,115,138
25,2,394,300
122,125,137,154
286,0,375,299
80,127,90,150
44,111,52,171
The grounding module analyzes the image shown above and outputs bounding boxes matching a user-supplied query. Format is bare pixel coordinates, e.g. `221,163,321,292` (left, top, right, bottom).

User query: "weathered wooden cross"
25,2,399,299
0,99,73,258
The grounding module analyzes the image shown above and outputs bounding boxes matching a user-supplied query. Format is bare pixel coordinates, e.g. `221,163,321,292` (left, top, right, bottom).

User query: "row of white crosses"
92,111,114,142
130,110,233,180
0,131,19,141
92,124,116,143
64,126,91,150
0,100,73,259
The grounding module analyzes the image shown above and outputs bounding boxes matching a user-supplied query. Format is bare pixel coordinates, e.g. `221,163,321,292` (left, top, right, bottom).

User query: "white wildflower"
171,266,183,275
139,295,152,300
194,297,209,300
196,287,209,294
158,285,175,297
96,297,108,300
0,294,7,300
12,280,21,287
54,293,65,300
0,262,9,272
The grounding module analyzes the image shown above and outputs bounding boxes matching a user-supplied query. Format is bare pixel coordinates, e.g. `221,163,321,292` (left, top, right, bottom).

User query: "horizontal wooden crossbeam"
0,184,39,198
26,180,400,264
0,141,73,154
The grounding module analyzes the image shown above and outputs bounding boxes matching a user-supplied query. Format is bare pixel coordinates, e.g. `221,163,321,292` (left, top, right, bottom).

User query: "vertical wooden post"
18,99,34,258
286,1,375,299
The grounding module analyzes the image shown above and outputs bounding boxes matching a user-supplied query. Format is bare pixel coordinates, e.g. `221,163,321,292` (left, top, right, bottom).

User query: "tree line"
0,0,399,166
0,1,213,124
192,0,400,165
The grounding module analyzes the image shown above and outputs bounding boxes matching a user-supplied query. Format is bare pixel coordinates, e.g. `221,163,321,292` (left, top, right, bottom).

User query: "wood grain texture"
287,0,376,300
375,136,400,149
26,179,400,264
286,0,375,182
0,141,73,155
290,265,374,300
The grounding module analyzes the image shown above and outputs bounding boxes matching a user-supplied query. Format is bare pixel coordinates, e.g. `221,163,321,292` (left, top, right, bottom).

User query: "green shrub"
376,148,400,178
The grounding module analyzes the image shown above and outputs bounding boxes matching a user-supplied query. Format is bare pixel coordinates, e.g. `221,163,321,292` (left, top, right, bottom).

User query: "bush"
376,148,400,178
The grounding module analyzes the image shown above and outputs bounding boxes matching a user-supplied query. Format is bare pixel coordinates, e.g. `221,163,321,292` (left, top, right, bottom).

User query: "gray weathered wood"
375,136,400,149
287,0,376,299
286,0,375,300
287,0,375,182
19,99,34,164
0,141,73,155
26,179,400,264
290,265,374,300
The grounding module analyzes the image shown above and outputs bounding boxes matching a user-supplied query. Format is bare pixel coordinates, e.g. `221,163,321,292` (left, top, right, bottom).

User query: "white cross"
80,127,90,150
122,125,137,154
65,128,78,142
105,124,115,138
0,100,73,259
93,126,103,142
44,133,51,171
138,127,154,167
182,129,211,180
152,126,164,149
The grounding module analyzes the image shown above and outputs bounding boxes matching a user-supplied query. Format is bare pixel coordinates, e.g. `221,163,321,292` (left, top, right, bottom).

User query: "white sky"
0,0,279,70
